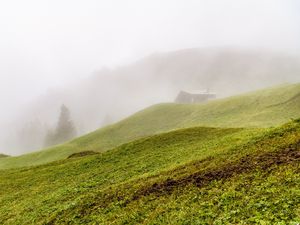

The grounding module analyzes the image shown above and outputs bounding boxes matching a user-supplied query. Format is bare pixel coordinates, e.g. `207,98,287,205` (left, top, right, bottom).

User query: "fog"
0,0,300,155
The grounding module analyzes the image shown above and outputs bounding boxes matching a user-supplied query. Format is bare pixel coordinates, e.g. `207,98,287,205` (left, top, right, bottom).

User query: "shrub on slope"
0,154,8,158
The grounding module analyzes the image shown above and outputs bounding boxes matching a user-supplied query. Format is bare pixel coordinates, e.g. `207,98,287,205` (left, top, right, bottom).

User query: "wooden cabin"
175,90,216,104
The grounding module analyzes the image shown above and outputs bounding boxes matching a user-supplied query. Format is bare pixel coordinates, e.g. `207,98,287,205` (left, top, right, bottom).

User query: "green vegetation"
44,104,77,147
1,83,300,170
0,119,299,224
0,83,299,224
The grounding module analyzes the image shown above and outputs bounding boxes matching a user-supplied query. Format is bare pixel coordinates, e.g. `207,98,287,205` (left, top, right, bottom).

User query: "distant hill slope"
5,48,300,155
0,119,299,224
0,83,299,170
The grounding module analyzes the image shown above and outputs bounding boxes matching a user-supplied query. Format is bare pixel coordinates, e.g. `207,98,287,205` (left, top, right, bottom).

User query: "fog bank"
0,0,300,155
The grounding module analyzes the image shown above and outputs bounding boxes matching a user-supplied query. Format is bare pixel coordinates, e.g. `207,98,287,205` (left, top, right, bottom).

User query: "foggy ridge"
2,47,300,155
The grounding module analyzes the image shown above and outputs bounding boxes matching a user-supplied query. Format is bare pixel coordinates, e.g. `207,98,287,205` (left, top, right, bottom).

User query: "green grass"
1,83,299,170
0,119,299,224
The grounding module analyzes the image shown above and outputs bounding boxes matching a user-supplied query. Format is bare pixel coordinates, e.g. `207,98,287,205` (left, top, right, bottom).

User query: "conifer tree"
44,104,76,146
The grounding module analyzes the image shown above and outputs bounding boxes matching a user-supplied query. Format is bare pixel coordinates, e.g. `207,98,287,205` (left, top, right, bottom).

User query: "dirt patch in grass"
78,141,300,211
45,140,300,224
67,151,98,159
133,141,300,200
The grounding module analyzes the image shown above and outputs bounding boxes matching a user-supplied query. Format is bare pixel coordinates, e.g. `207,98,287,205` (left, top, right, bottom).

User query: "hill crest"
0,82,299,170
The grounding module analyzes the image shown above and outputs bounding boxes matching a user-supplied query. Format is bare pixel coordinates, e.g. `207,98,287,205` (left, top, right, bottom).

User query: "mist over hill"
2,48,300,155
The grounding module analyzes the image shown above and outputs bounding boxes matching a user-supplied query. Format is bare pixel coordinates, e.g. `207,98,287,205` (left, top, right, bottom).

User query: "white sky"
0,0,299,121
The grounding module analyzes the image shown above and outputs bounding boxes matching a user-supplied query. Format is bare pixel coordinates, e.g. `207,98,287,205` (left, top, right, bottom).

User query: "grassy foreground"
1,83,300,170
0,119,299,224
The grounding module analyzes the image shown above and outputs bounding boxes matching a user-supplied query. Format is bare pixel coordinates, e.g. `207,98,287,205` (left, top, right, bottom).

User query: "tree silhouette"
44,105,76,147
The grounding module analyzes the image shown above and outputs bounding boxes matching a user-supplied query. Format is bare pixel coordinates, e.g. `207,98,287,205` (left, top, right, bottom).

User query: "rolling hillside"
5,48,300,155
0,119,299,224
0,82,299,170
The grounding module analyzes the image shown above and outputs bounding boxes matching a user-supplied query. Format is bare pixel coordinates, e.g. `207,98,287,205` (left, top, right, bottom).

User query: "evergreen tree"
55,104,76,143
44,105,76,147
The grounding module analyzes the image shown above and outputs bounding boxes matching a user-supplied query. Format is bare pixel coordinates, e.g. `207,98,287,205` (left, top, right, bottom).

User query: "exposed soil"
67,151,99,159
132,141,300,200
47,141,300,224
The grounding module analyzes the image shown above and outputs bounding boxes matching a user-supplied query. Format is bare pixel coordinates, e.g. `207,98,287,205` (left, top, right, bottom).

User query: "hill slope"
5,48,300,155
0,83,300,170
0,119,299,224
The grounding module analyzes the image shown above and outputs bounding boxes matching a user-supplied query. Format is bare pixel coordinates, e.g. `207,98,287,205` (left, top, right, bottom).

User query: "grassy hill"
13,48,300,155
0,83,299,170
0,119,299,224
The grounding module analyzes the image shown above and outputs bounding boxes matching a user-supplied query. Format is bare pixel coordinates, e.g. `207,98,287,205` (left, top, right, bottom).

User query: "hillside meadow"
0,119,299,224
1,83,299,170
